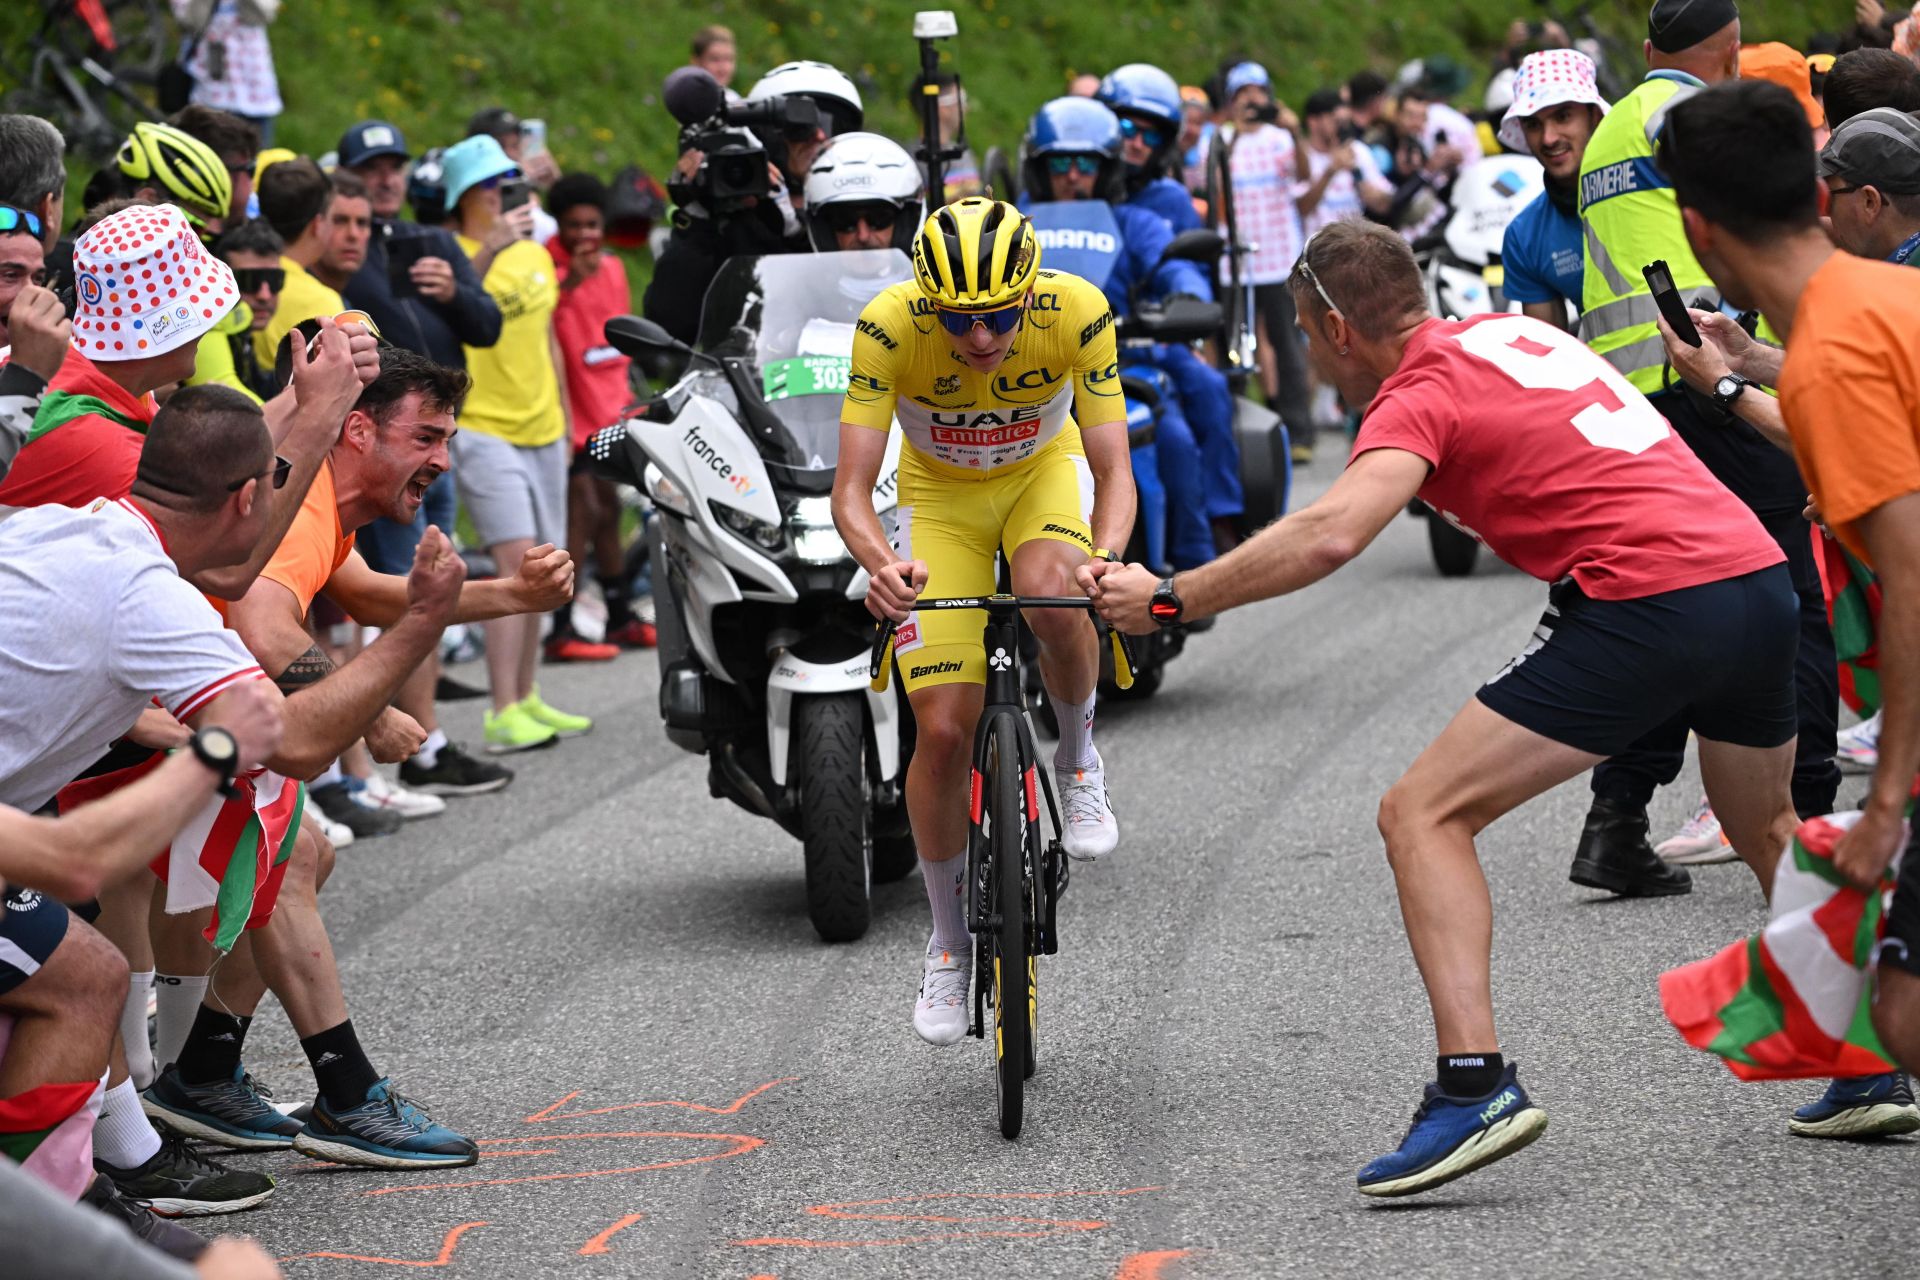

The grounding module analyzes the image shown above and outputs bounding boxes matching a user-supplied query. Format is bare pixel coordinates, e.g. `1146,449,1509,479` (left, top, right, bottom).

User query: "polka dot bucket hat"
70,203,238,362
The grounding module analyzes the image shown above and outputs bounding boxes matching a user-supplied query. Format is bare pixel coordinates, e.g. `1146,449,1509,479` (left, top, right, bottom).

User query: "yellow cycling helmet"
115,122,232,228
912,197,1041,311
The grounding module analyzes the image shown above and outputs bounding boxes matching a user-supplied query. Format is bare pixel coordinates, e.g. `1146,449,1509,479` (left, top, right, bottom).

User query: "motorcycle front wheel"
796,693,873,942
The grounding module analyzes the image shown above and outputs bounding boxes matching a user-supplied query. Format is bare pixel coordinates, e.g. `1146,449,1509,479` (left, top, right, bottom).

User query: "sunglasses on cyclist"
1118,117,1166,149
0,205,44,239
1046,155,1103,176
822,201,901,233
231,267,285,295
934,301,1025,337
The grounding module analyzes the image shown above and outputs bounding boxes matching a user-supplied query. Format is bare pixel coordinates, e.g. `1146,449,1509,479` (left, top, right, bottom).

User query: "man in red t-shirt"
1089,221,1802,1197
544,173,654,654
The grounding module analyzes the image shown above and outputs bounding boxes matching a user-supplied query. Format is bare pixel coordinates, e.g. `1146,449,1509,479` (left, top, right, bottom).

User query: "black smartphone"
386,234,430,293
1642,259,1701,347
500,179,532,213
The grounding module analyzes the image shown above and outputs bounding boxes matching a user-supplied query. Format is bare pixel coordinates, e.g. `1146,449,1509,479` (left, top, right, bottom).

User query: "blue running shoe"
291,1078,478,1168
142,1065,303,1151
1357,1063,1548,1197
1789,1072,1920,1139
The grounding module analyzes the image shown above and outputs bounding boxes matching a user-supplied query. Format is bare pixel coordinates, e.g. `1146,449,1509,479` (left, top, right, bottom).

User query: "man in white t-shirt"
1297,88,1394,240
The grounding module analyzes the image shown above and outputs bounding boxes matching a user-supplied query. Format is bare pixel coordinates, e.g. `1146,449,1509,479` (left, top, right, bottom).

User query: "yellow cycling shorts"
889,434,1095,694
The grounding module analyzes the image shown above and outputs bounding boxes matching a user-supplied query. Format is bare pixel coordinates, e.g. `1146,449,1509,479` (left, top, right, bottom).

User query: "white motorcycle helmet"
803,131,923,252
747,60,865,138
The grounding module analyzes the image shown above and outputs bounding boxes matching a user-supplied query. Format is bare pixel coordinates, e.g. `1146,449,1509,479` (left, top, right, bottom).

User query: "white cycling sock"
152,973,208,1072
121,970,155,1091
414,728,448,770
1050,690,1098,774
92,1078,162,1170
921,855,970,956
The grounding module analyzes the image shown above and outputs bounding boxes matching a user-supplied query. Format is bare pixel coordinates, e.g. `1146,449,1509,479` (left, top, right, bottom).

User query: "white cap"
1498,49,1610,156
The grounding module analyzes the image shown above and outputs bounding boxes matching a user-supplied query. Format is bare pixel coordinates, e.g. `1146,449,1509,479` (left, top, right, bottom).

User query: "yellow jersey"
840,269,1123,480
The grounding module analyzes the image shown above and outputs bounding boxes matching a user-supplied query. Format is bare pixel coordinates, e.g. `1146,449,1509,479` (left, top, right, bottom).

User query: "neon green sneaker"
519,686,592,737
484,702,558,754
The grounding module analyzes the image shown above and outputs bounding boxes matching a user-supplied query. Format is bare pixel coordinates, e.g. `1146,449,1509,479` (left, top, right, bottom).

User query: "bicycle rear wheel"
984,710,1033,1140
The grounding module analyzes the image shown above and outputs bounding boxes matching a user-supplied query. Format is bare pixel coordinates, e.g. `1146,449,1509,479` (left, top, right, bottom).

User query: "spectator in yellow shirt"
253,160,370,367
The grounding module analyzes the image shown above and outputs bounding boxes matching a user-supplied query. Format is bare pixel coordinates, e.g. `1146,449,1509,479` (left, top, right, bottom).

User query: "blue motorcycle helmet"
1022,97,1126,202
1096,63,1184,176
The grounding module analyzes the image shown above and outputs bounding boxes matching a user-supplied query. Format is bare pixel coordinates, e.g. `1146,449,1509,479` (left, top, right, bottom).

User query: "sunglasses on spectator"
0,205,44,239
233,456,295,491
823,202,901,233
1118,117,1166,149
1047,155,1102,176
934,301,1026,337
231,267,285,294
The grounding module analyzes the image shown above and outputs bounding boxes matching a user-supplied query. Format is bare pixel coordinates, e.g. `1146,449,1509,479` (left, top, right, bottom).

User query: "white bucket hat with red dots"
69,203,238,362
1498,49,1611,156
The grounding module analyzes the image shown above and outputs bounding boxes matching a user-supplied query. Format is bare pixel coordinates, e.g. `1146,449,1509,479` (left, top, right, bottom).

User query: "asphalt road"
187,472,1917,1279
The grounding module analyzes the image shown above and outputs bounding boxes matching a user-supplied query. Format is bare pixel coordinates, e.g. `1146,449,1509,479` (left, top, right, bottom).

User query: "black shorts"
1882,824,1920,979
0,887,71,997
1476,565,1799,757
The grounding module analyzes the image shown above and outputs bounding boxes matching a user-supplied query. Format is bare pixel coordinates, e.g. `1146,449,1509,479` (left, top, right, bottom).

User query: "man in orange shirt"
1661,79,1920,1106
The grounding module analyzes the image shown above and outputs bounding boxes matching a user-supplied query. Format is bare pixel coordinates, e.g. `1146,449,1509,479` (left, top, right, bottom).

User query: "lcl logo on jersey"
993,368,1062,396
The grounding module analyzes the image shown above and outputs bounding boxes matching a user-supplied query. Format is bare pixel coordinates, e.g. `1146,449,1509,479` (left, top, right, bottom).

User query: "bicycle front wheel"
984,710,1034,1140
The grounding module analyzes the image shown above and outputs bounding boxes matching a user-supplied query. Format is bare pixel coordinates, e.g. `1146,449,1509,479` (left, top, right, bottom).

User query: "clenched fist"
512,542,576,613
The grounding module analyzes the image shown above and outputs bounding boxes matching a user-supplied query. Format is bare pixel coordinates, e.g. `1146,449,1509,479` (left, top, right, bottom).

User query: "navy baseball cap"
338,120,411,169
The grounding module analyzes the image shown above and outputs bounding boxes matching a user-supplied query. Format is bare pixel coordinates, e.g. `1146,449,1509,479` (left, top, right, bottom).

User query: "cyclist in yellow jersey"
832,198,1136,1046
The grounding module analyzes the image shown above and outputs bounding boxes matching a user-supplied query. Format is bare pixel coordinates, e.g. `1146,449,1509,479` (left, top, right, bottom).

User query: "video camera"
663,66,823,210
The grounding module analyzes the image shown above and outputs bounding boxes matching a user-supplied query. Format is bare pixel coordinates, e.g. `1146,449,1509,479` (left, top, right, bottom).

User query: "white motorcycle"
589,250,915,942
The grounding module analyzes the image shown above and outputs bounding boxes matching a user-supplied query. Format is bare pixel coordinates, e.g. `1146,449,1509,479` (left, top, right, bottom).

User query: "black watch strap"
189,728,241,798
1149,576,1183,627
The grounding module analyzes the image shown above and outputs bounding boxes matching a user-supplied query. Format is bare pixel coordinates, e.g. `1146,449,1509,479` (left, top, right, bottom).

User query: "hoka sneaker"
520,685,592,737
1789,1072,1920,1138
1057,751,1119,861
1837,712,1881,775
1356,1063,1548,1197
142,1065,302,1151
292,1078,478,1168
913,937,970,1047
400,741,513,795
96,1128,276,1216
1655,798,1737,865
484,702,558,754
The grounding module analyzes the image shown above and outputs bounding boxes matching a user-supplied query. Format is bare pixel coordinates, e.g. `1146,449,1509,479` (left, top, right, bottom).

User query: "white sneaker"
1655,797,1737,865
1837,712,1881,775
913,938,970,1047
1057,751,1119,861
357,771,447,820
316,813,356,850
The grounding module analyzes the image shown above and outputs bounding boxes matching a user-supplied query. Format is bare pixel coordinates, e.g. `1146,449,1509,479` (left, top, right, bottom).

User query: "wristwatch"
189,727,241,799
1712,372,1752,410
1149,576,1184,628
1092,546,1121,564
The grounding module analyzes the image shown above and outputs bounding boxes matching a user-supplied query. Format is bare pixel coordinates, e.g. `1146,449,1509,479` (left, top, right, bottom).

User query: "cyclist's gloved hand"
866,559,928,622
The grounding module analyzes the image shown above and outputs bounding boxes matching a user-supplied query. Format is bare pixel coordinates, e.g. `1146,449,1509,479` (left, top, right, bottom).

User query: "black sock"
1436,1052,1506,1099
598,574,632,628
174,1006,251,1084
551,601,574,636
301,1019,381,1110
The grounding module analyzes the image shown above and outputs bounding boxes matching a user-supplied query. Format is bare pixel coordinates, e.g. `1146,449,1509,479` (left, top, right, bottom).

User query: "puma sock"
921,855,970,957
1437,1052,1506,1099
599,574,634,628
413,728,448,770
92,1078,162,1170
174,1005,251,1085
301,1020,381,1111
121,970,155,1090
151,973,209,1073
1050,691,1098,774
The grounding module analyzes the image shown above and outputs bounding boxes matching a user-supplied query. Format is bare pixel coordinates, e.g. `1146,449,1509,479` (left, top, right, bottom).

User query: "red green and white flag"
1660,809,1903,1081
0,1014,103,1200
1813,529,1883,716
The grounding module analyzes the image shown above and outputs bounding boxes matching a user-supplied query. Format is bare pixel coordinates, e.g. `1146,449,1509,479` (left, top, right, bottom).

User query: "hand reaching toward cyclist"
865,559,929,622
1079,561,1160,635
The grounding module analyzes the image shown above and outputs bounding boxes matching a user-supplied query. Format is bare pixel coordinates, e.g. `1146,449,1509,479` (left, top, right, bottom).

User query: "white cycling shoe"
913,939,970,1046
1057,751,1119,861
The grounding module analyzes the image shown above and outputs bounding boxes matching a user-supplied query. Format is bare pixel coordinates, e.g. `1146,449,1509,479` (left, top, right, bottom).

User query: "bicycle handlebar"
867,595,1136,694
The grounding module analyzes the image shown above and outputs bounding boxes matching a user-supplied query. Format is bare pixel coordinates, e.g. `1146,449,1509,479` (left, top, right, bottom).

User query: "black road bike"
869,595,1134,1139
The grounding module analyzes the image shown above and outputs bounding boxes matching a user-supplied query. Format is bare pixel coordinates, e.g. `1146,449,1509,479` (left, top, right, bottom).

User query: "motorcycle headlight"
787,495,847,565
711,499,785,554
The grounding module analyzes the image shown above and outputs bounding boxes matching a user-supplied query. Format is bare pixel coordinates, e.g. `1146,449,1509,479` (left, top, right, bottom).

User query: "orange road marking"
577,1213,647,1256
524,1078,797,1123
361,1131,765,1197
735,1187,1163,1249
1117,1249,1196,1279
279,1220,488,1268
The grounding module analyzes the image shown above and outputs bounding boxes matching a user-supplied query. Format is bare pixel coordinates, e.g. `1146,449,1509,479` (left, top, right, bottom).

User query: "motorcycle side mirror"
604,315,716,365
1160,229,1225,266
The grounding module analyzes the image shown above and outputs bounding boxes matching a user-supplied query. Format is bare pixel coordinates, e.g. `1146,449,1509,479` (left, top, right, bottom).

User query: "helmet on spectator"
912,197,1040,311
748,60,865,138
803,132,924,252
115,122,231,230
408,146,449,224
1096,64,1184,172
1022,97,1125,201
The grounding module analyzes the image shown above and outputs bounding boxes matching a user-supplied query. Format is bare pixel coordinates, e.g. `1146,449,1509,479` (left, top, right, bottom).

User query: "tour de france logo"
77,272,104,309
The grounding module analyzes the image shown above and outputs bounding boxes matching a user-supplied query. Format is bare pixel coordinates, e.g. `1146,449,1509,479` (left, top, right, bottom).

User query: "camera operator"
644,61,864,345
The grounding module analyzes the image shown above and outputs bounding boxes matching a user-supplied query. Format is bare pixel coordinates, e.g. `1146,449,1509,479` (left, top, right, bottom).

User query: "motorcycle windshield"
696,250,913,471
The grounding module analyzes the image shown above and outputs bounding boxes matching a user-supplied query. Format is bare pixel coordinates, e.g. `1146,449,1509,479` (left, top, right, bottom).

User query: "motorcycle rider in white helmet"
748,60,865,214
803,131,924,252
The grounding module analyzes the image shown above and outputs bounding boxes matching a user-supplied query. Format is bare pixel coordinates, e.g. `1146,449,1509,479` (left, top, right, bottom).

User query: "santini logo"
910,660,964,679
1041,522,1090,546
856,318,897,351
